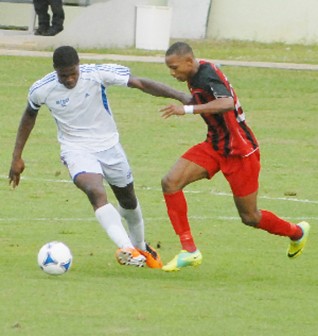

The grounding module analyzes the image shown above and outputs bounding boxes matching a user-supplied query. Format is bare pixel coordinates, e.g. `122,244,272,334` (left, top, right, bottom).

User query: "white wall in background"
207,0,318,44
168,0,212,39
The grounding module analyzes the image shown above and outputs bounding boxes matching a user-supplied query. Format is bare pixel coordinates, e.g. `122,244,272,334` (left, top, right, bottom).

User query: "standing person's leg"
111,183,163,268
228,151,310,258
161,156,210,271
234,191,301,237
98,143,162,268
234,192,310,257
45,0,64,35
62,150,146,267
74,173,146,267
33,0,50,35
111,182,144,249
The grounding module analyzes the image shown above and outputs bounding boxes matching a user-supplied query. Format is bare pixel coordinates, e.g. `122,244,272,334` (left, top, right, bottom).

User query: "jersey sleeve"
205,71,231,98
27,71,56,111
195,62,232,99
28,81,43,111
96,64,131,87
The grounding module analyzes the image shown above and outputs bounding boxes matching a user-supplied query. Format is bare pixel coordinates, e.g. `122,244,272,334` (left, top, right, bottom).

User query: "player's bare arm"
9,104,38,188
160,97,234,119
127,75,192,104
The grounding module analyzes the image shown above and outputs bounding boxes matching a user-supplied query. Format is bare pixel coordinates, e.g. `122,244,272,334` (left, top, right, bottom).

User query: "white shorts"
61,143,133,187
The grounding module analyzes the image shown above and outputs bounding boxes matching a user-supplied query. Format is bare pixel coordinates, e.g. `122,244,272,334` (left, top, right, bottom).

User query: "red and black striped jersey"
188,60,259,157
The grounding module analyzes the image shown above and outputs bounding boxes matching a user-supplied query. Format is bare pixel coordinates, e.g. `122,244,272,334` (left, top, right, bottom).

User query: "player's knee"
161,175,169,192
161,175,179,193
84,184,102,198
118,197,137,210
83,184,106,206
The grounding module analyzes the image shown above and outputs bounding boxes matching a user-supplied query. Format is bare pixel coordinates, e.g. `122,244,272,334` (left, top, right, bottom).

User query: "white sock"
118,201,146,250
95,204,134,249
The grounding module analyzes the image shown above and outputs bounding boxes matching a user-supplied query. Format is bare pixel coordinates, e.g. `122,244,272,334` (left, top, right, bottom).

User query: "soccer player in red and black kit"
159,42,310,272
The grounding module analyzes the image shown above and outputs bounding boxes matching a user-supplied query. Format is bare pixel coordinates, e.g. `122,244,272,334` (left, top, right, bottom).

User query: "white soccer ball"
37,241,73,275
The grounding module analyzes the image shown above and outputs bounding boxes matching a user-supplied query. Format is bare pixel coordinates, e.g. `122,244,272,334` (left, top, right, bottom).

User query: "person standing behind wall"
33,0,65,36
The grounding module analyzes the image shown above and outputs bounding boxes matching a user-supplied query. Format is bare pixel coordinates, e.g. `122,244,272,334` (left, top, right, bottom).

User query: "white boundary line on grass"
1,175,317,222
0,215,318,222
1,174,317,205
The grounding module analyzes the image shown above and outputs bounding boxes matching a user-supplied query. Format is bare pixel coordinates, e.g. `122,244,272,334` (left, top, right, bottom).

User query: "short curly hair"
53,46,79,68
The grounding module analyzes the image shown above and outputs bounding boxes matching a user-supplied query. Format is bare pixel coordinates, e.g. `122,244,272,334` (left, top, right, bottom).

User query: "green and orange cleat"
287,221,310,259
162,249,203,272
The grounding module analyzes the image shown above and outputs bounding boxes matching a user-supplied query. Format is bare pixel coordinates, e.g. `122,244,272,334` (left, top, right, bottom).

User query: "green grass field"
0,41,317,336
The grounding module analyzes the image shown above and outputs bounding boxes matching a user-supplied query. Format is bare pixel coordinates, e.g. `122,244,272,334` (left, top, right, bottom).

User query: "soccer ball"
37,241,73,275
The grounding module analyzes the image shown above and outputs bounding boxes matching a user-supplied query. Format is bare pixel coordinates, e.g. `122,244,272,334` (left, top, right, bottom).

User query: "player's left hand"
9,158,25,188
160,105,185,119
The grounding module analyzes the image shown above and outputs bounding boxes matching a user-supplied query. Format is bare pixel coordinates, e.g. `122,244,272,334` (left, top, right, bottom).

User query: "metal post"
28,5,36,33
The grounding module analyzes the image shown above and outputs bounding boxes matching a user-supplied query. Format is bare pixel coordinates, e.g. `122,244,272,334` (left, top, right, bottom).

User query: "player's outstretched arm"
127,75,192,104
9,105,38,188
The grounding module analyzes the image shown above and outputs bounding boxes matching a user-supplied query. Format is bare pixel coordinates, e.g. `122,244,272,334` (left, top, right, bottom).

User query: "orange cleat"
137,243,163,269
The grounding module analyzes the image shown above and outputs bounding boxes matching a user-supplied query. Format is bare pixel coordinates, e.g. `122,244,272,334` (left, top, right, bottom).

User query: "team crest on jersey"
56,97,70,107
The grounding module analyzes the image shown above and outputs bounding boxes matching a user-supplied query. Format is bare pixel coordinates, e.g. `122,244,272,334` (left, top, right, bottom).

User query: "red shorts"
182,142,260,197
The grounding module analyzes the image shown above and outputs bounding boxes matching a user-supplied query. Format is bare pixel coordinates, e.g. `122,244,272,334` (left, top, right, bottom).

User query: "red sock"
257,210,302,240
163,191,197,252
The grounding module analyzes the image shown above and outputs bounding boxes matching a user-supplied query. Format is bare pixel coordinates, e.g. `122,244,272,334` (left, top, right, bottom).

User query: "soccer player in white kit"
9,46,191,268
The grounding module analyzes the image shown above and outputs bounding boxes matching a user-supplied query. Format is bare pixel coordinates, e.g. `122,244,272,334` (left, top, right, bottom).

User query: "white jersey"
28,64,130,153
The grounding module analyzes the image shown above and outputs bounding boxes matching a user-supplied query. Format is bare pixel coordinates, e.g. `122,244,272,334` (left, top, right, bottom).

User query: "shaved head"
166,42,194,57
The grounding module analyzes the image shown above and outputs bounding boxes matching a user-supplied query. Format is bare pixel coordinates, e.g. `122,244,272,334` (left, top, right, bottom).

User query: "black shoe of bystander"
43,26,64,36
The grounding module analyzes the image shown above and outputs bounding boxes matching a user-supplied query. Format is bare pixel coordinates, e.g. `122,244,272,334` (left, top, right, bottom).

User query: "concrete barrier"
207,0,318,44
